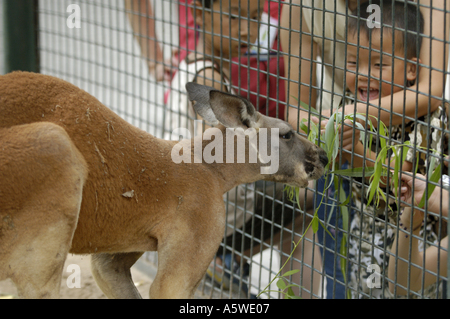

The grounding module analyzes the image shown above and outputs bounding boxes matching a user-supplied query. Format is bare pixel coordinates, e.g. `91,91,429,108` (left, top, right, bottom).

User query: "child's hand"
340,119,361,152
398,173,427,206
150,49,180,82
311,112,330,144
312,110,362,162
396,174,427,233
311,109,332,127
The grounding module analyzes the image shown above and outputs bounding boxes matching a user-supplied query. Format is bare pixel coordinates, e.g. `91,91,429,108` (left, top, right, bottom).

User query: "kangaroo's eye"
281,131,293,140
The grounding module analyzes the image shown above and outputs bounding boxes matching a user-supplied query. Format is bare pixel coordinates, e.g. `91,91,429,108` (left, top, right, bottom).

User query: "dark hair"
348,0,424,59
201,0,217,9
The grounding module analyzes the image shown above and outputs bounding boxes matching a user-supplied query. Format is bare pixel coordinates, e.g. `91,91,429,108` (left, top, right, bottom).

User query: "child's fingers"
340,136,353,150
311,116,320,125
339,119,361,137
340,124,360,150
400,185,409,193
398,184,412,206
311,117,328,129
399,172,414,185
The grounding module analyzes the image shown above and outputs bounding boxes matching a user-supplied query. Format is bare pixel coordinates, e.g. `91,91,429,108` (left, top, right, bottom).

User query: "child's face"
196,0,263,59
346,30,419,102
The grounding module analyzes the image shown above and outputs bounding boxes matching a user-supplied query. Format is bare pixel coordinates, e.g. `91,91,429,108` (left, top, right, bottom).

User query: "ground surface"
0,254,153,299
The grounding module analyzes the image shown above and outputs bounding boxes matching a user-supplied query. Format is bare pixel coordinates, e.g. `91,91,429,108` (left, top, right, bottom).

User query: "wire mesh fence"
1,0,450,299
0,0,4,75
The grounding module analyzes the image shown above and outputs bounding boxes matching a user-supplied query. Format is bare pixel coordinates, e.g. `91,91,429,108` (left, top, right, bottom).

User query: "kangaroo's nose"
319,151,329,167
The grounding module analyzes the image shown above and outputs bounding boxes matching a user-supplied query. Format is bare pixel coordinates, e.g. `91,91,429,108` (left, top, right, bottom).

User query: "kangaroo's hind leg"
91,252,144,299
0,123,88,298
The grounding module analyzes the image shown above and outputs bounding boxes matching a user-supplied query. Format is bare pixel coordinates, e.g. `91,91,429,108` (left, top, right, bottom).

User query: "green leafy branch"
259,103,446,299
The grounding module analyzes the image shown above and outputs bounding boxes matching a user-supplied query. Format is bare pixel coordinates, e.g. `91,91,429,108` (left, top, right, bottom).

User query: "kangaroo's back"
0,72,177,254
0,72,130,136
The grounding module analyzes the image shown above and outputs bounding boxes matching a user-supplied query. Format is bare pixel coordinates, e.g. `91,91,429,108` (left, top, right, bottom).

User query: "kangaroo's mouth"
304,148,328,179
293,160,326,188
319,151,329,168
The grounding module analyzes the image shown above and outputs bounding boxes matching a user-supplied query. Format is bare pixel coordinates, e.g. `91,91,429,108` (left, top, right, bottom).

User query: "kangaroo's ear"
185,82,219,126
186,82,259,130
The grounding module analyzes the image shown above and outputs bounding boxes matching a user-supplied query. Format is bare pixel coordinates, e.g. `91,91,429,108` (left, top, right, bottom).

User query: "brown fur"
0,72,327,298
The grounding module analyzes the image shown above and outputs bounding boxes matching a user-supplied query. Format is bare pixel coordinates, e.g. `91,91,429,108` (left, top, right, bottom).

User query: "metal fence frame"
1,0,449,299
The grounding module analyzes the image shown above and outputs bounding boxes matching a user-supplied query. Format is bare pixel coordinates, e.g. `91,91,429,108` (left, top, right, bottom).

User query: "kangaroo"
0,72,328,298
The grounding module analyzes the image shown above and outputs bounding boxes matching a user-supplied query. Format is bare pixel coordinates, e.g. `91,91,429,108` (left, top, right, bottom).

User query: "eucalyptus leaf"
393,147,401,202
332,167,376,177
418,163,442,208
312,215,319,234
308,121,319,145
378,122,387,150
299,118,310,135
282,269,301,277
318,219,336,240
298,104,320,117
276,278,287,290
324,113,336,155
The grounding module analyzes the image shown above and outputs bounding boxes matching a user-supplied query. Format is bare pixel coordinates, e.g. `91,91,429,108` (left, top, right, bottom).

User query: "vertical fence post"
444,186,450,299
3,0,39,73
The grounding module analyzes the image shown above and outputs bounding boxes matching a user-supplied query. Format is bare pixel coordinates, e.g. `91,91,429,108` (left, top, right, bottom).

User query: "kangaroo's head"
185,83,328,188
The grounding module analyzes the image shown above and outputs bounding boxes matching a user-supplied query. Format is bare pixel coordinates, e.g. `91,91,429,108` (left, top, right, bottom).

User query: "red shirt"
177,0,286,120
